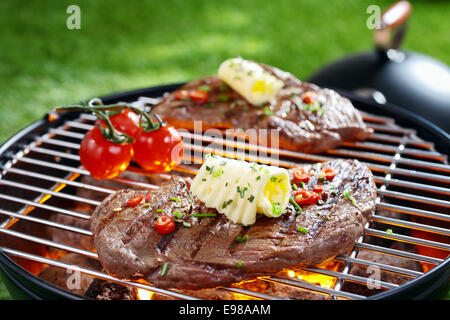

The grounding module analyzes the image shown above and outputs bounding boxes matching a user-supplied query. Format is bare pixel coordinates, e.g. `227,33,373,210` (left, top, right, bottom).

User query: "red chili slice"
190,90,209,103
127,195,144,208
293,168,311,183
321,168,336,181
294,190,320,205
155,214,176,235
302,91,317,104
145,193,152,203
313,185,324,194
175,90,190,100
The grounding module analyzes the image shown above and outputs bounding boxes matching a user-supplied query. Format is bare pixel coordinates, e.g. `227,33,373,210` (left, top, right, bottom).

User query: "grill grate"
0,95,449,300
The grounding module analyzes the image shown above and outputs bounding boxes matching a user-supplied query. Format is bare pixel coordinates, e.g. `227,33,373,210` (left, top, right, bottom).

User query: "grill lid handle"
374,1,412,52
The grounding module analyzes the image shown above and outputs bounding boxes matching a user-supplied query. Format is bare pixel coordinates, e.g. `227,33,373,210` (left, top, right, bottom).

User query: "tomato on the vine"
133,125,184,173
79,126,133,179
97,108,140,139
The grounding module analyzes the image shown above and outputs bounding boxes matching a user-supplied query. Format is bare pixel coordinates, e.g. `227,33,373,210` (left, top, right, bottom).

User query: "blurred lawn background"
0,0,449,300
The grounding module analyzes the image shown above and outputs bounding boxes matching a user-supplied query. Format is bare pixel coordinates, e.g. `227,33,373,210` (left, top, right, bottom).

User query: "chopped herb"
386,229,393,235
289,197,303,214
222,199,233,209
202,178,207,182
272,202,282,216
263,106,273,116
292,183,298,190
220,82,228,91
256,176,261,181
317,199,324,205
247,70,254,76
248,195,255,203
263,168,270,175
191,213,217,217
183,222,192,228
155,209,165,213
325,215,331,220
218,94,229,102
297,226,308,234
236,234,249,243
300,181,306,189
225,182,229,187
143,203,151,207
173,210,183,219
237,261,243,268
342,189,357,206
203,102,215,108
237,186,248,198
170,197,181,202
211,167,224,178
270,176,278,182
160,262,169,276
205,165,211,172
198,85,211,92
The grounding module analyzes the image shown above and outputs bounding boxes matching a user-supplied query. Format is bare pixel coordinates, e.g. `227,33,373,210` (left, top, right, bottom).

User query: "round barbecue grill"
0,84,449,300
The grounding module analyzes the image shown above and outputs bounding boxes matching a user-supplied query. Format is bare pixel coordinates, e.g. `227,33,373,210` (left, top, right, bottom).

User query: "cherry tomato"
293,168,311,183
127,195,144,208
133,125,184,173
97,108,140,139
189,90,209,103
313,185,324,194
321,168,336,181
302,91,317,104
79,126,133,179
294,190,320,205
155,214,176,235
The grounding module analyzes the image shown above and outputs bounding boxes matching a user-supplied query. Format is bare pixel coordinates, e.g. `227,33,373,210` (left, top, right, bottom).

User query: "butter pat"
218,57,284,106
190,154,291,226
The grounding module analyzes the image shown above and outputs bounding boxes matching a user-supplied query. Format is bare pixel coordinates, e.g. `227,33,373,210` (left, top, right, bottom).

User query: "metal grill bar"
0,104,449,301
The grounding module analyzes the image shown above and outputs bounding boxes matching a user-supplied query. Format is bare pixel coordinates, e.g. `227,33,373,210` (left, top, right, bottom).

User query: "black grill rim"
0,83,448,300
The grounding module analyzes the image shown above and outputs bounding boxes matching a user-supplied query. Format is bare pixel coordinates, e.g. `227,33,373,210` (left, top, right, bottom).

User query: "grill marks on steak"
90,159,376,289
152,64,372,153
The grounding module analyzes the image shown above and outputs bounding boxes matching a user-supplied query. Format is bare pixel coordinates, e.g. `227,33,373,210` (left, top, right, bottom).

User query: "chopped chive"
386,229,393,235
271,202,282,216
297,226,308,234
300,181,306,189
183,221,191,228
202,178,207,182
292,183,298,190
155,209,165,213
248,195,255,203
173,209,183,219
236,234,249,243
222,199,233,209
256,176,261,181
170,197,181,202
270,176,277,182
211,167,224,178
218,94,229,102
160,262,169,276
289,197,303,214
237,261,242,268
263,106,273,116
197,85,211,92
317,199,324,205
191,213,217,217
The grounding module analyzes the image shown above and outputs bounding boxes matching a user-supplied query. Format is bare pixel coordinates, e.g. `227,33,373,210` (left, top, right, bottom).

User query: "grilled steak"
90,159,376,289
152,64,372,153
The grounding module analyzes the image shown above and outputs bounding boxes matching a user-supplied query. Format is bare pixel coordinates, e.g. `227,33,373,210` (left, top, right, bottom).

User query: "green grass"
0,0,449,300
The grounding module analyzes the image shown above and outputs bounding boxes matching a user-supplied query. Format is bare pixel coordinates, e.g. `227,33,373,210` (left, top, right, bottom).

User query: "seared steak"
90,159,376,289
152,64,372,153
